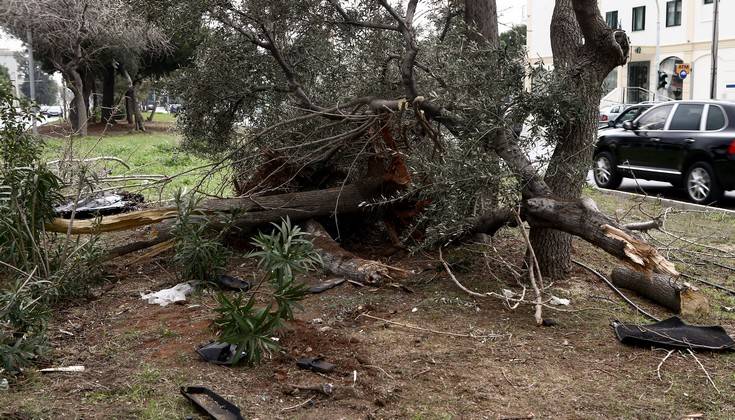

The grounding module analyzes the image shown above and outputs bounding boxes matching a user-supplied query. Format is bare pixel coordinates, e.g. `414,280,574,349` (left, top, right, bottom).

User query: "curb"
588,186,735,216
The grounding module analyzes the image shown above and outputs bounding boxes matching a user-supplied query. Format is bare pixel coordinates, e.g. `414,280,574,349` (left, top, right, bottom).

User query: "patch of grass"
42,131,228,201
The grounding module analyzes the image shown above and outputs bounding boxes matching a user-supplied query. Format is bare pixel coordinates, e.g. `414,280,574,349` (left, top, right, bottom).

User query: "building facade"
527,0,735,104
0,48,21,98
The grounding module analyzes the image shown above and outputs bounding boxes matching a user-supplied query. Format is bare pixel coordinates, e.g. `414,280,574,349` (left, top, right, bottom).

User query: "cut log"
610,267,709,316
303,219,392,285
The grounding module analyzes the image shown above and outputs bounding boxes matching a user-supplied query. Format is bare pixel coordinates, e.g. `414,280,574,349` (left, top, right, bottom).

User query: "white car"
599,104,627,127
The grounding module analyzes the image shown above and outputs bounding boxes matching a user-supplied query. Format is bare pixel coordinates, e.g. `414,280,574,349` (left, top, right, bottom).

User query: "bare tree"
0,0,168,136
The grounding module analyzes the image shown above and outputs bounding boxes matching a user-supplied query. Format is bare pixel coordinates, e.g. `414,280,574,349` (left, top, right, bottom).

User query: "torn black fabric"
612,317,735,351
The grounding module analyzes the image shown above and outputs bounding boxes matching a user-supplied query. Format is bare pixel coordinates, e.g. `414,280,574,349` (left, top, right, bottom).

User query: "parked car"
599,104,627,127
41,105,63,117
593,100,735,204
167,103,182,115
599,103,654,131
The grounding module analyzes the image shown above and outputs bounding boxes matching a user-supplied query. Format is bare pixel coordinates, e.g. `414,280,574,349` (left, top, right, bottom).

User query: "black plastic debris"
55,192,144,219
308,278,345,294
180,386,244,420
612,316,735,351
297,356,335,373
196,342,244,365
214,274,251,291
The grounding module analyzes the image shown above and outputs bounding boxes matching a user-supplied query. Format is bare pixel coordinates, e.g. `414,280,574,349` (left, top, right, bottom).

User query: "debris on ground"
55,192,144,219
0,378,8,391
196,342,244,365
214,274,251,291
296,357,335,374
140,283,193,306
180,386,244,420
308,278,345,294
550,296,570,306
612,317,735,351
39,366,85,373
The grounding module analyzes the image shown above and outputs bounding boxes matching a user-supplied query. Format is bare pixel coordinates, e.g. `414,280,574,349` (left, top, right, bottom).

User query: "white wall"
0,49,21,97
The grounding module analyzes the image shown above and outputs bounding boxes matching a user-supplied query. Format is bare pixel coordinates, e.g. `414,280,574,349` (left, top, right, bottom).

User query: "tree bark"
610,267,709,316
530,0,629,279
101,63,116,125
464,0,499,47
122,68,146,131
68,69,88,136
304,220,390,285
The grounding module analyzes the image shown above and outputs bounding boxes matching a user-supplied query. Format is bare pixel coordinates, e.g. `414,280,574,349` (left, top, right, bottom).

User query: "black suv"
593,101,735,204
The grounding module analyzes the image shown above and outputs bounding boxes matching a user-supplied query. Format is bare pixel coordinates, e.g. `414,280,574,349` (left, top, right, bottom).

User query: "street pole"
710,0,720,99
26,28,38,134
653,0,661,102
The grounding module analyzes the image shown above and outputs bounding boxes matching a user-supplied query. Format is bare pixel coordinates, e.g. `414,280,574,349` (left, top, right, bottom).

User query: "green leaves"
171,189,231,282
212,217,321,365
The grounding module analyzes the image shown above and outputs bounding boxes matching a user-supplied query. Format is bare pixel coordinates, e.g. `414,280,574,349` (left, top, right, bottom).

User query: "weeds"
213,218,321,365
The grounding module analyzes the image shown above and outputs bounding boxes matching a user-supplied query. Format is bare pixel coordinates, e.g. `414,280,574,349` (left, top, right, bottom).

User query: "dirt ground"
2,195,735,419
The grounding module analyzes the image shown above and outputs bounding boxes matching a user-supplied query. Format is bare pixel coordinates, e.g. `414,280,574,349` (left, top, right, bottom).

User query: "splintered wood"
602,224,679,277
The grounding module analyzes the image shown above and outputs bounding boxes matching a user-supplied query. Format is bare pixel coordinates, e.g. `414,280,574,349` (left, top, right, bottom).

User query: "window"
632,6,646,31
666,1,682,27
616,107,644,127
606,11,619,28
704,0,714,4
669,104,704,130
637,104,673,130
706,105,726,130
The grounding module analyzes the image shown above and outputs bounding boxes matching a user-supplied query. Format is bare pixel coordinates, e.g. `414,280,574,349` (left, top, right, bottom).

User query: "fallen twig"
687,349,720,394
657,349,675,381
281,396,315,412
681,273,735,296
514,212,543,325
357,312,502,340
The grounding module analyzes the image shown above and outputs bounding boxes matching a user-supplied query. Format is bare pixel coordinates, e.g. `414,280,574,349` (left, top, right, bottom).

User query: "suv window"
616,107,641,127
669,104,704,130
636,104,673,130
706,105,726,130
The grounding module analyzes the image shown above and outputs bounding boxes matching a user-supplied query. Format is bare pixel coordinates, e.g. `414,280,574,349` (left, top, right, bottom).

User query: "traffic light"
658,72,668,90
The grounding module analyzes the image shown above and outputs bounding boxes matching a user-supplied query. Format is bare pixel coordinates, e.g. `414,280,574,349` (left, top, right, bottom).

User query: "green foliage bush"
213,218,320,365
171,190,231,282
0,82,104,375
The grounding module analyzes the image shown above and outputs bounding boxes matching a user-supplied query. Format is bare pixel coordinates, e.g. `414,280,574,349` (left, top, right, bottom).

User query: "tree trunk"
122,69,146,131
610,267,709,316
464,0,499,47
147,97,158,122
82,71,94,123
529,0,623,279
69,70,88,136
101,64,116,125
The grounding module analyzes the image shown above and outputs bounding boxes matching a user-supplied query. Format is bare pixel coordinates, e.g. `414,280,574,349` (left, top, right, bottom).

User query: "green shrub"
171,189,231,282
213,218,320,365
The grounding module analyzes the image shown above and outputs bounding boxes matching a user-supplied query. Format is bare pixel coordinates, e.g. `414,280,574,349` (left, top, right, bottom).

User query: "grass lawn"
42,129,229,201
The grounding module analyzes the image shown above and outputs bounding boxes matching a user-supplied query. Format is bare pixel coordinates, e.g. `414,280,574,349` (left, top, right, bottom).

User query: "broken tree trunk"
610,267,709,316
303,219,391,285
47,178,383,235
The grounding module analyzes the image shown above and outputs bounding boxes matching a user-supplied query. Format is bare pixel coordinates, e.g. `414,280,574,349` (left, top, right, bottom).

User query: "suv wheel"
593,152,622,189
685,162,723,204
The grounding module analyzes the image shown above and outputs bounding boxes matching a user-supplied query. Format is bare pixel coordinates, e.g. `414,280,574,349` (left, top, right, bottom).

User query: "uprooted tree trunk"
611,267,709,316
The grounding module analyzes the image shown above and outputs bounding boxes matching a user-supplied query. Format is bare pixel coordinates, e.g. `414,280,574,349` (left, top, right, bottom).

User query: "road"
585,170,735,210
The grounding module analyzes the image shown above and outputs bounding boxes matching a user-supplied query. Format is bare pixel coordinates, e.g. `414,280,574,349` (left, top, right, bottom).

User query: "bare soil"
0,189,735,419
2,194,735,419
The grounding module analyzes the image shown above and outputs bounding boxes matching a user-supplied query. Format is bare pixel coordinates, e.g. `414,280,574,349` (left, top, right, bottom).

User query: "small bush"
171,189,231,282
213,218,320,365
